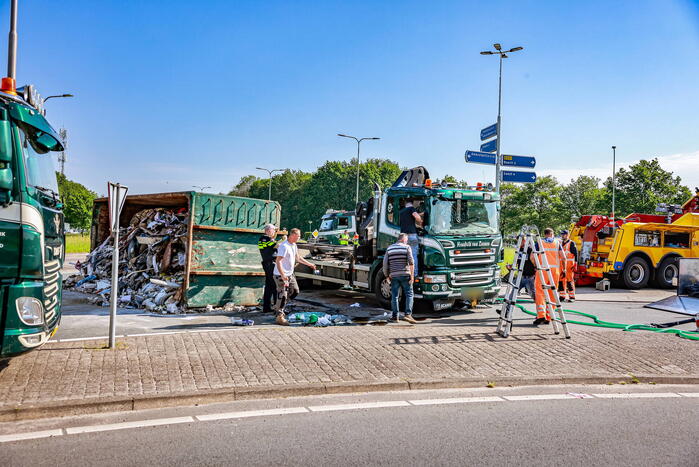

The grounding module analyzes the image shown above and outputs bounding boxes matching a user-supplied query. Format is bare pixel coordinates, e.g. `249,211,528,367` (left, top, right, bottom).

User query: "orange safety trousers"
533,240,562,319
561,241,576,300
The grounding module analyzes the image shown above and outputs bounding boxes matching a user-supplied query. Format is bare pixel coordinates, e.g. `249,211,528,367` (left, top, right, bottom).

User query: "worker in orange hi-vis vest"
559,229,578,302
531,227,566,326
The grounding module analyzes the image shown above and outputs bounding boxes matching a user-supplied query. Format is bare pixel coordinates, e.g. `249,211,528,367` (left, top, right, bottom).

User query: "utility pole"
256,167,284,200
58,128,67,176
337,134,380,206
480,43,524,192
611,145,617,223
7,0,17,80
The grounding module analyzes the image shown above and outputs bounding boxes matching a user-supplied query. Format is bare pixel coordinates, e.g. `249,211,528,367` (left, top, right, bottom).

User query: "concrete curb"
1,374,697,422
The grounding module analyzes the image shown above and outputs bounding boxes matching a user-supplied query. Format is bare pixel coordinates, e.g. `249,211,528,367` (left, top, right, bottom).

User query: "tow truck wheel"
655,257,679,289
373,270,394,310
622,257,650,289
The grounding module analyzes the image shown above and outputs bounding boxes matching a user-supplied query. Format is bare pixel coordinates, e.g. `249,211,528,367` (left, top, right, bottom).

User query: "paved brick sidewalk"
0,326,697,418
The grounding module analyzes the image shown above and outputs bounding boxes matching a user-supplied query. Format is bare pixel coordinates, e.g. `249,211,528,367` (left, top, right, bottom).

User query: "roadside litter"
287,312,353,326
65,208,189,313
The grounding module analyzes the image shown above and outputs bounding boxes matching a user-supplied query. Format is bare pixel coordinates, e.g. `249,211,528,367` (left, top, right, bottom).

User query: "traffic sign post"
480,139,497,153
501,154,536,168
107,182,128,350
465,150,496,165
480,123,498,141
501,170,537,183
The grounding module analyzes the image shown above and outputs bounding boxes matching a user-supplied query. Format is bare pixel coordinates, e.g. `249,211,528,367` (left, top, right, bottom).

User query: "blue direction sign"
480,123,498,141
480,139,497,153
501,170,537,183
501,154,536,168
465,150,496,165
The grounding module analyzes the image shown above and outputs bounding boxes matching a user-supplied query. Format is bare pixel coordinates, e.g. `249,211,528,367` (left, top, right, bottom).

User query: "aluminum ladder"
496,225,572,339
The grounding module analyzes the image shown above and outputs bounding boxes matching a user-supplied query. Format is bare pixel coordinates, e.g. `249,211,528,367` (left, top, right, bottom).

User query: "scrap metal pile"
65,208,189,313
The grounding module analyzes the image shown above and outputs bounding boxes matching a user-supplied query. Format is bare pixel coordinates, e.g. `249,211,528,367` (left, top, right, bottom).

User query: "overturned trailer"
89,191,280,308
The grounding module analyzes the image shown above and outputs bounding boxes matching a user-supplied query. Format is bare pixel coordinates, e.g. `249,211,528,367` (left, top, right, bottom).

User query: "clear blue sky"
3,0,699,195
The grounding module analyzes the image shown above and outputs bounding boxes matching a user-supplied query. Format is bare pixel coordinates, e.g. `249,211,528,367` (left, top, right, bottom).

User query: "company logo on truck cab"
456,240,493,248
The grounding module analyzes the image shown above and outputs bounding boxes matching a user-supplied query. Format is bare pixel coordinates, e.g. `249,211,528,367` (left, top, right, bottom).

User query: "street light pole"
43,93,74,104
480,43,523,192
611,146,617,223
256,167,284,200
337,134,380,206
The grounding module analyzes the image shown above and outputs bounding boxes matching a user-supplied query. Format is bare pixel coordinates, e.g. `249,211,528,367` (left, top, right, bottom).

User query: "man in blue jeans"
399,198,424,277
383,233,418,324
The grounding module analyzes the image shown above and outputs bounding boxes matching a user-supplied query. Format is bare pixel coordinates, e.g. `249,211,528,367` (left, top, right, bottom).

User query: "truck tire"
373,269,393,310
655,256,679,289
622,257,650,289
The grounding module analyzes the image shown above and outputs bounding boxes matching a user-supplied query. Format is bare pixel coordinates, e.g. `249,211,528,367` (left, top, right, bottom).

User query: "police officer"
258,224,278,313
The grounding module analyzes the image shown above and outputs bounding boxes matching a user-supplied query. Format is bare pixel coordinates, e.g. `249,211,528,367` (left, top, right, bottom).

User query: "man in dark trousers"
258,223,278,314
399,198,424,276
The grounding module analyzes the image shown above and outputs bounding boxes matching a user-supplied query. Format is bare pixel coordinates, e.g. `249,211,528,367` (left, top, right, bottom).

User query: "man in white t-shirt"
273,228,316,325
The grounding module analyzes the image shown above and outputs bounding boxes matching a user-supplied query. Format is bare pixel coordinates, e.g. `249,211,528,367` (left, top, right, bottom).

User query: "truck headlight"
423,274,447,284
16,297,44,326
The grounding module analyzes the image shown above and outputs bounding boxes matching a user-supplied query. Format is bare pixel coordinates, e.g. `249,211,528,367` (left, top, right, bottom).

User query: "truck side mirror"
0,115,13,195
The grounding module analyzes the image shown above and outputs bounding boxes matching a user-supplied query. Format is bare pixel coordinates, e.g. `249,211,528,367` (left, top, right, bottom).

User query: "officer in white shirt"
273,228,316,325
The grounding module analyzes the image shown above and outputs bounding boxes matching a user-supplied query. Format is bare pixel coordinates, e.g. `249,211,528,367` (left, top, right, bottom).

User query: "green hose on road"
496,298,699,341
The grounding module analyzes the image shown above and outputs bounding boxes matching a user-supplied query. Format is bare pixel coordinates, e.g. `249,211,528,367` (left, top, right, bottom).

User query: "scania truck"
299,167,502,311
0,1,65,357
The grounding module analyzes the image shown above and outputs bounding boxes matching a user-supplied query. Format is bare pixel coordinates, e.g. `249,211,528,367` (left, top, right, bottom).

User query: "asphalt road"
59,253,694,341
2,386,697,466
53,286,694,341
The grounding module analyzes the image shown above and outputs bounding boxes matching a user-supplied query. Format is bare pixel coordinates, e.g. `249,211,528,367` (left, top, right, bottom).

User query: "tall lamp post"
256,167,284,200
480,43,523,192
611,146,617,223
337,134,380,206
43,93,74,104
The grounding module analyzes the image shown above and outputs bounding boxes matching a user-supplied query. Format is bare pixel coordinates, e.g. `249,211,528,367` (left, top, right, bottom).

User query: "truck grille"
448,249,496,266
44,259,61,325
450,269,495,287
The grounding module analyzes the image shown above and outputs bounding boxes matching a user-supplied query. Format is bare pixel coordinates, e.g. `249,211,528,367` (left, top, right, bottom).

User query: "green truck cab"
297,167,502,311
306,209,357,254
0,86,65,357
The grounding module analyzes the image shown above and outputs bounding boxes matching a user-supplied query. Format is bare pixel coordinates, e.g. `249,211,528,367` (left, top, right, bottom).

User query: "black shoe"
541,319,551,325
389,315,398,322
533,317,545,326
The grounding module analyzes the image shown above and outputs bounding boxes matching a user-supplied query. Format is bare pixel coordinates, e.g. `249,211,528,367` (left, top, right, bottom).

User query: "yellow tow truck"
572,191,699,289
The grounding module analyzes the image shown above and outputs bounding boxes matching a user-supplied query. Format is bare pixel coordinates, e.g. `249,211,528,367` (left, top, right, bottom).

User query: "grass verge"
66,233,91,253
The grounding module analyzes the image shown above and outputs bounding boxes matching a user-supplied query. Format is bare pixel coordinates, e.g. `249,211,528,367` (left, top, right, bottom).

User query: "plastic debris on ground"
286,312,353,326
65,208,189,314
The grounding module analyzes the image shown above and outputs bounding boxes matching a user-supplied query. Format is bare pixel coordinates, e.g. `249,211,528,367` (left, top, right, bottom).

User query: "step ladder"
496,225,571,339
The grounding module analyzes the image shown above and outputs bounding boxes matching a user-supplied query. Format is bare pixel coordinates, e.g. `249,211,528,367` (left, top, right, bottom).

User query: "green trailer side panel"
189,229,263,274
186,274,264,308
191,193,281,230
186,194,280,307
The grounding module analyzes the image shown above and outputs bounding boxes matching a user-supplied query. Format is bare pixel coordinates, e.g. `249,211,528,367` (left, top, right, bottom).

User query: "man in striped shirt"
382,233,417,324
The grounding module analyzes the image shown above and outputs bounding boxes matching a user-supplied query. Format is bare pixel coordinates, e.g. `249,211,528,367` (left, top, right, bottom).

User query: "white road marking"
592,392,681,399
2,391,693,443
504,394,589,401
65,416,194,434
307,401,411,412
408,396,503,405
50,327,238,343
196,407,308,421
0,429,63,443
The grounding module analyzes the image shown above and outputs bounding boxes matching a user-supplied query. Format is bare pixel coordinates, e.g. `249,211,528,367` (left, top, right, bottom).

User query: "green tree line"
229,158,403,231
230,157,692,235
57,173,97,232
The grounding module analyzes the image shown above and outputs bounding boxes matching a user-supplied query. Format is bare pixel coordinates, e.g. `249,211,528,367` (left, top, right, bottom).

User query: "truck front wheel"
655,257,679,289
622,257,650,289
373,270,393,310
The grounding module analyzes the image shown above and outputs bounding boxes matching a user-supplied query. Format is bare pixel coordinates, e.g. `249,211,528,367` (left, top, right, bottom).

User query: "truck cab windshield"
20,125,59,195
429,198,498,235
